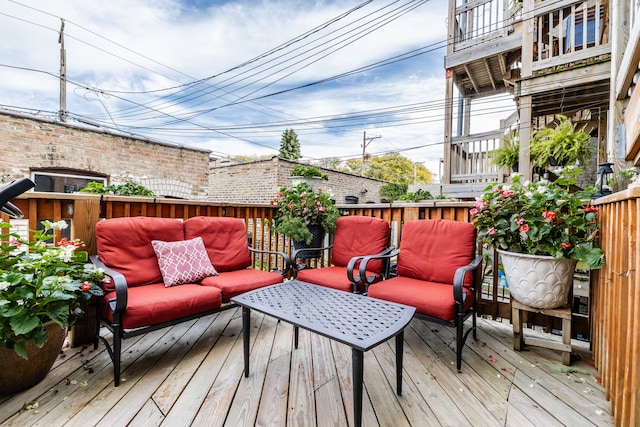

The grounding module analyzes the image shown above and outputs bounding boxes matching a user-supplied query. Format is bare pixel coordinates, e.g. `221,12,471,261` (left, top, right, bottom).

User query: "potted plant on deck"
0,220,106,393
271,183,340,258
289,165,328,192
470,167,604,309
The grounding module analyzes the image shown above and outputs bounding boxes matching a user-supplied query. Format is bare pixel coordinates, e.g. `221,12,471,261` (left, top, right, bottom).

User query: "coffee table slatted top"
231,280,415,352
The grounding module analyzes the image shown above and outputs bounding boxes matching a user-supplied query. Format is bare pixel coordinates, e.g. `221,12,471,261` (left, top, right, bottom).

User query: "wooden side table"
511,299,572,365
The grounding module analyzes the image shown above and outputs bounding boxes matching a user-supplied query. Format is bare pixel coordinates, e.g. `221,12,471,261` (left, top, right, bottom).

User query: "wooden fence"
7,189,639,423
592,186,640,427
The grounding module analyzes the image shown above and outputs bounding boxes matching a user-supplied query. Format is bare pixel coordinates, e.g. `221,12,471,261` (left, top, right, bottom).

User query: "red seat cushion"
100,283,223,329
297,266,382,293
331,216,389,272
184,216,251,272
396,219,475,287
367,276,474,322
200,269,284,302
96,217,185,289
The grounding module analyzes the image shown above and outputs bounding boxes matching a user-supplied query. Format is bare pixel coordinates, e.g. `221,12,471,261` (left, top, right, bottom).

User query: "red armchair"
361,219,482,371
294,216,392,292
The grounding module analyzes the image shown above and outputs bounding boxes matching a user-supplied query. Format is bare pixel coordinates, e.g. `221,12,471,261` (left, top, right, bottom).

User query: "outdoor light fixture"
594,162,614,198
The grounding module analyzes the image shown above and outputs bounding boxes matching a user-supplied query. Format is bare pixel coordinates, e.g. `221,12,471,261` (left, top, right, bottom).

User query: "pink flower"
542,210,556,220
488,227,496,235
492,187,502,193
470,208,478,216
516,217,525,225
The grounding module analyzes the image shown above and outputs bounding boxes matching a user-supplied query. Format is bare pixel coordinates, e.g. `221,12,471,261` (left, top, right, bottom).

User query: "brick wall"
208,157,387,204
0,112,210,199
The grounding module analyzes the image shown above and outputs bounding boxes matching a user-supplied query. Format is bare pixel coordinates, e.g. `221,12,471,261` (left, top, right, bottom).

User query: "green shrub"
80,182,155,196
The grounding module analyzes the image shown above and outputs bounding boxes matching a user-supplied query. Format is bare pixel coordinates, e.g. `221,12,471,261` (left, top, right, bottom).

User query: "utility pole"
58,19,67,122
361,131,381,176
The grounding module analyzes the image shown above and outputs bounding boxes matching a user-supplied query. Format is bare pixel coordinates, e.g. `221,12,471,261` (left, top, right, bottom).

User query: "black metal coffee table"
231,280,415,427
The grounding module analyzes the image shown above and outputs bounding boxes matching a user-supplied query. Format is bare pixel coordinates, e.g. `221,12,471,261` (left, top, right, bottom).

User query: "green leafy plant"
470,167,604,269
80,182,155,196
530,115,592,168
271,183,340,244
0,220,106,358
290,165,328,181
489,131,520,170
398,189,433,202
380,183,408,202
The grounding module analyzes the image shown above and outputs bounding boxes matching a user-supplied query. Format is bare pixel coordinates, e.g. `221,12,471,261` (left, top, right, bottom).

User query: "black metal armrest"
90,255,129,314
452,255,483,303
346,247,395,284
358,248,400,291
249,247,293,276
291,244,333,262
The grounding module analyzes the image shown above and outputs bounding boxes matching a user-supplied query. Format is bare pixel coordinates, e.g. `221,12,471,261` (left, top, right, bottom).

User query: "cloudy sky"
1,0,515,179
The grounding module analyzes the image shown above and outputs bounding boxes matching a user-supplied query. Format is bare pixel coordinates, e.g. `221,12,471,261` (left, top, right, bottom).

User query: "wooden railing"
452,0,518,48
532,0,610,70
449,111,519,186
592,186,640,427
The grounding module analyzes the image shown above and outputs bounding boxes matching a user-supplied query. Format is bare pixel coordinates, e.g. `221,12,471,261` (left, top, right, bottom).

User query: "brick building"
0,111,210,199
0,111,387,202
208,157,386,204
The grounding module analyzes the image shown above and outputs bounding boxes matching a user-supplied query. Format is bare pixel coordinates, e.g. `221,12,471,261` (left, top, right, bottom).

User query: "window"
32,172,105,193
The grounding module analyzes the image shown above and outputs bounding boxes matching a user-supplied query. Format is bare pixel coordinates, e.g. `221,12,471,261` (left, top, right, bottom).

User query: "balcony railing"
452,0,520,49
532,0,610,70
449,111,519,185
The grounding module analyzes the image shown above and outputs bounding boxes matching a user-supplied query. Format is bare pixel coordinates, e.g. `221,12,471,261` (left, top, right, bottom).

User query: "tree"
279,129,301,160
366,153,434,184
317,157,343,171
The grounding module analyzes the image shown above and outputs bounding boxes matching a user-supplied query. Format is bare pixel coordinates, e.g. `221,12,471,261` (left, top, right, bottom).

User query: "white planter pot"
498,250,577,309
290,176,324,192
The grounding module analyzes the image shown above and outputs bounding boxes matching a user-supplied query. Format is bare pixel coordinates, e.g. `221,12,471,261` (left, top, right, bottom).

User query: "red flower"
519,224,530,232
57,238,75,247
542,210,557,220
81,281,91,291
584,206,598,213
561,242,572,249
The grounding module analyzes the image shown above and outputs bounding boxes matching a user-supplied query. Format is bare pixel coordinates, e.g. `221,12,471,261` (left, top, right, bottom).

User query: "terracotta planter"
0,322,66,394
498,250,577,309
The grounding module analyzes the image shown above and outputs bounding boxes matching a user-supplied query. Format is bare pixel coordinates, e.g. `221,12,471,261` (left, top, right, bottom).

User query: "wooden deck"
0,309,613,426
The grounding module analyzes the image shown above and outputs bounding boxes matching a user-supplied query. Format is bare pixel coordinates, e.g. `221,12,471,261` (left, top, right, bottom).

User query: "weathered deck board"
0,309,613,427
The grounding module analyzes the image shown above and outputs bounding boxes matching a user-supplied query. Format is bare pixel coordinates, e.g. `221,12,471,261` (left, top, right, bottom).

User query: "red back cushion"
396,219,475,286
184,216,251,272
96,217,185,288
331,216,389,272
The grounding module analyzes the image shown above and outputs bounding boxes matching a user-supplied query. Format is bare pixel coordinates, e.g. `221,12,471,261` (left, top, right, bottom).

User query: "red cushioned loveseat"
91,216,290,386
